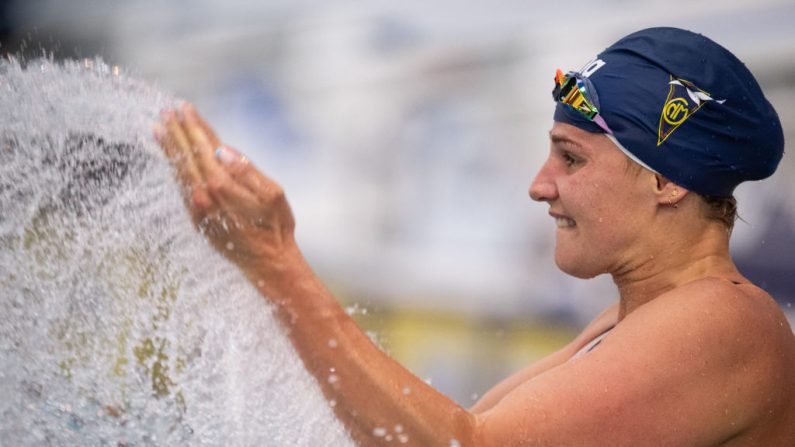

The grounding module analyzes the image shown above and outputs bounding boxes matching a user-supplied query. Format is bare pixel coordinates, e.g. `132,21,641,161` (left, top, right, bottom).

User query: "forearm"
155,104,480,445
244,248,479,446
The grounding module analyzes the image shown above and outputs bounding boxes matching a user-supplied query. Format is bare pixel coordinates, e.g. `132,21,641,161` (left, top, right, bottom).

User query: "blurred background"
2,0,793,406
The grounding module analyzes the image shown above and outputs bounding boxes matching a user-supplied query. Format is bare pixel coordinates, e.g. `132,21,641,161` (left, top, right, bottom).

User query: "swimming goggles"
552,69,613,134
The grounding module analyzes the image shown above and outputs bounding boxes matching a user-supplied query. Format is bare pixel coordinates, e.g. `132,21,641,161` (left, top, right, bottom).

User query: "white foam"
0,58,352,446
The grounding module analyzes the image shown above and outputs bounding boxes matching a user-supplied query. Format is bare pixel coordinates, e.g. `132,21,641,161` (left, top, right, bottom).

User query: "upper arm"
474,282,773,446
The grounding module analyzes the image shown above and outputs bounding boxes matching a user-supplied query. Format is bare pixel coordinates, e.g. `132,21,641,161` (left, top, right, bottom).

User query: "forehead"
549,122,645,171
549,122,614,152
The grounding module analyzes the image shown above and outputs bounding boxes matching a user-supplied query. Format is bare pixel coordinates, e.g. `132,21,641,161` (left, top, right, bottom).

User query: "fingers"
155,122,190,187
183,103,221,148
213,145,293,229
180,103,231,185
214,145,279,199
155,103,278,222
177,105,259,208
161,109,203,187
155,107,212,218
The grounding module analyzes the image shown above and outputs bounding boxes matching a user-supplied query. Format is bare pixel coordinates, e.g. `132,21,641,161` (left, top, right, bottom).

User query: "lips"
550,211,576,228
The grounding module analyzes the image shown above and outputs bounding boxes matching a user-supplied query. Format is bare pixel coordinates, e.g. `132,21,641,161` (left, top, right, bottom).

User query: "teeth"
555,217,576,228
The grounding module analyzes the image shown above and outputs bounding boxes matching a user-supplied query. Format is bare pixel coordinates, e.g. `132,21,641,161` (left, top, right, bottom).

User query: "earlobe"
653,174,688,208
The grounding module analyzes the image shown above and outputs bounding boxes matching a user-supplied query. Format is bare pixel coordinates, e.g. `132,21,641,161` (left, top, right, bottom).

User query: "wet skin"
530,123,657,280
157,107,795,446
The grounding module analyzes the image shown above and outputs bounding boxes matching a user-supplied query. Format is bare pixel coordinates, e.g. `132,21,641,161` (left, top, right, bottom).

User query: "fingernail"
160,109,177,121
152,123,165,142
177,101,191,120
215,145,243,165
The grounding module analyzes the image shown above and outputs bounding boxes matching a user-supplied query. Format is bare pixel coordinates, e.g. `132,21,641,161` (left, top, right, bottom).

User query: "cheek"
561,174,646,249
589,190,650,252
560,175,615,222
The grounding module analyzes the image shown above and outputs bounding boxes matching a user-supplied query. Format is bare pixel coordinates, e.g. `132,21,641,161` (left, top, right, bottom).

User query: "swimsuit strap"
571,325,615,360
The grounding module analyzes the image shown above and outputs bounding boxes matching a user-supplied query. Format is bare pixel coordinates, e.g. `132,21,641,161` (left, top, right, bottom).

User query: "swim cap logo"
579,58,606,78
657,76,725,146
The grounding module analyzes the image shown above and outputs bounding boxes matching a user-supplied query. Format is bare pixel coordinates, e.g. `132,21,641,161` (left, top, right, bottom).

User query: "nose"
528,159,558,202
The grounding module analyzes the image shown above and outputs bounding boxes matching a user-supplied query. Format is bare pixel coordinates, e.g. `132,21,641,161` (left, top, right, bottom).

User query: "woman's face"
529,122,657,279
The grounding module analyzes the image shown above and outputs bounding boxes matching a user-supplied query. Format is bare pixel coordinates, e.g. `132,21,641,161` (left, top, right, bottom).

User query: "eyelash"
562,152,579,167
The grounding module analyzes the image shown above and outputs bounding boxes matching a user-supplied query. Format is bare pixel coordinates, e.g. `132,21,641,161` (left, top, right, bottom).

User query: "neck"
611,221,739,320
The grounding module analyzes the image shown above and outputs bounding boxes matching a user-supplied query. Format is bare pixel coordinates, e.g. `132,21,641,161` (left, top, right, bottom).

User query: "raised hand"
154,103,298,279
154,103,478,447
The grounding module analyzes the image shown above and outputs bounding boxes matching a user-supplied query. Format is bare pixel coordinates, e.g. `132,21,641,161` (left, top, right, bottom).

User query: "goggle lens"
553,69,612,134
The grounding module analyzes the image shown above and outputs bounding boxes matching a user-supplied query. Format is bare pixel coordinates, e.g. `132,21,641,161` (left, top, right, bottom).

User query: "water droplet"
225,241,235,251
373,427,387,437
450,439,461,447
0,57,353,446
327,338,338,348
394,424,403,433
402,386,411,395
398,434,409,443
366,331,379,345
345,303,369,316
327,374,339,384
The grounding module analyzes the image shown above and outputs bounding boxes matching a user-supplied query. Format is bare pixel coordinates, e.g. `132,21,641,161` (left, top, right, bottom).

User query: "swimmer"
156,27,795,446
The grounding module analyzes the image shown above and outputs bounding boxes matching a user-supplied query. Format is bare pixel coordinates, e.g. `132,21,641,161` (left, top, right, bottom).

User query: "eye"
562,151,579,167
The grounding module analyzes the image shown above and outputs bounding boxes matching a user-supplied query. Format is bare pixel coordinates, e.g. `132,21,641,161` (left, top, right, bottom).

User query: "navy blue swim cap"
554,27,784,197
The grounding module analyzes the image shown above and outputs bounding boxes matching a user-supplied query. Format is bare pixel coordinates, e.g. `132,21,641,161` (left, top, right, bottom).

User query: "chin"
554,252,602,279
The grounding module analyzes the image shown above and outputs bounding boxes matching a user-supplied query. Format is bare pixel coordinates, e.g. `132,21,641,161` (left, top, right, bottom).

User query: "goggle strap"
593,115,613,135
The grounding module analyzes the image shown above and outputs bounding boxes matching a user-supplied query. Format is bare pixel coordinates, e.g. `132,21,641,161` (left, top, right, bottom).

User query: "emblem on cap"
657,76,725,146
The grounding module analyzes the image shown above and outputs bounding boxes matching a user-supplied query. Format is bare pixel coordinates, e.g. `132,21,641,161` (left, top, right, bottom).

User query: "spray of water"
0,58,353,446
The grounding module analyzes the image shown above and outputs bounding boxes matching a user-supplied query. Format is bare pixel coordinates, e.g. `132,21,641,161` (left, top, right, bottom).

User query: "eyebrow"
548,131,582,148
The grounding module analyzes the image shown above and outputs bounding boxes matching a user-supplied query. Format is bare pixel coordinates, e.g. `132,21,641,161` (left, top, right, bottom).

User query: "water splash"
0,58,352,446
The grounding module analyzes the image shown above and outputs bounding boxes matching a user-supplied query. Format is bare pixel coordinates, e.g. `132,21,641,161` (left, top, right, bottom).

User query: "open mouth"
555,217,576,228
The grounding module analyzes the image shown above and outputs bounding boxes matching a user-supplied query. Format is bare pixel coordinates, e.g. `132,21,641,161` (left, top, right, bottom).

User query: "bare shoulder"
625,277,795,444
631,277,795,379
646,277,794,347
477,278,795,446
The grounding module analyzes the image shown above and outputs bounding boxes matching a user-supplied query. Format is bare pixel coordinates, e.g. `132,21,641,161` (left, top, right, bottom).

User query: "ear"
653,173,689,208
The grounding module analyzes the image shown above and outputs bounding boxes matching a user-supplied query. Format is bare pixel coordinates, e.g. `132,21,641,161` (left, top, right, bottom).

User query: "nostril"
529,180,555,202
529,159,557,202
